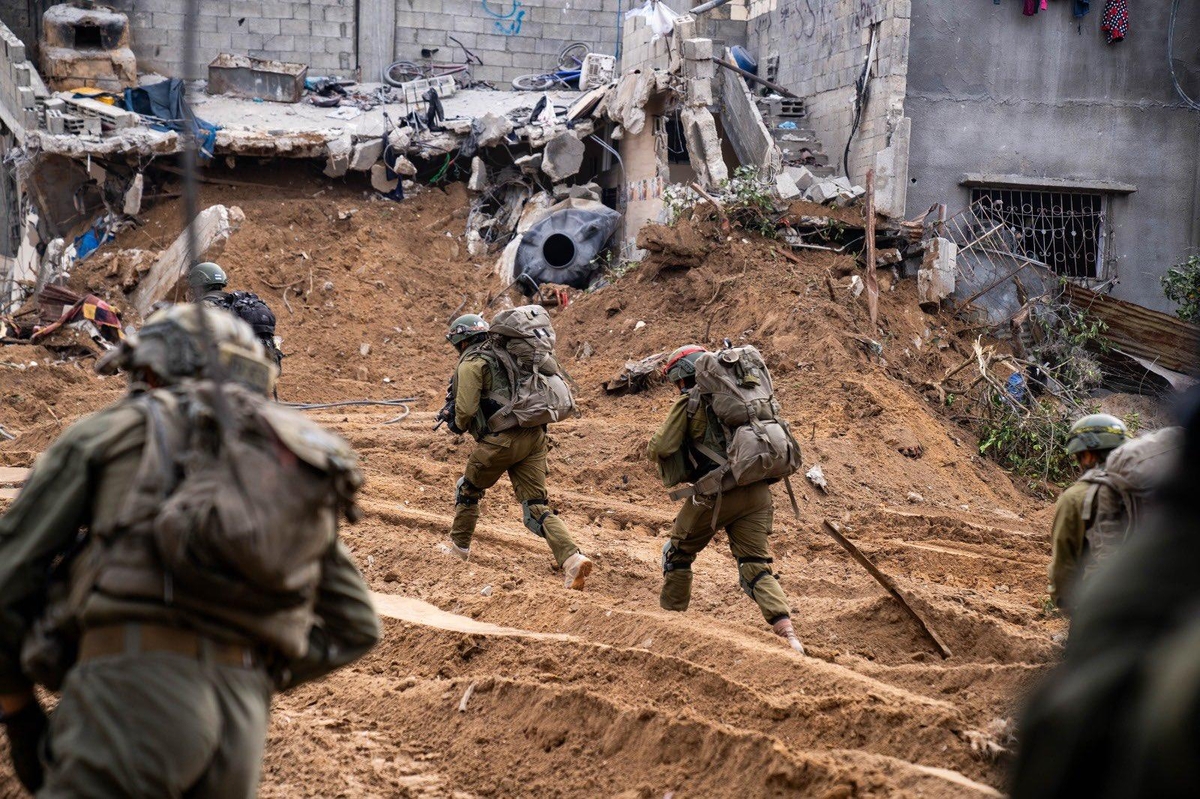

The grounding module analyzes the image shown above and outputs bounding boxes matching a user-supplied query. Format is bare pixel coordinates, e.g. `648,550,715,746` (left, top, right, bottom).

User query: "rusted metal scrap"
821,519,952,659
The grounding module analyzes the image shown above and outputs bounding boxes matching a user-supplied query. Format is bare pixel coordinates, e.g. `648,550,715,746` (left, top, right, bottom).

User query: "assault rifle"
433,378,455,431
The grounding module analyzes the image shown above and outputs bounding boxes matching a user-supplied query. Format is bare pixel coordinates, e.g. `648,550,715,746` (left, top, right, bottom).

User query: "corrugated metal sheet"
1064,283,1200,375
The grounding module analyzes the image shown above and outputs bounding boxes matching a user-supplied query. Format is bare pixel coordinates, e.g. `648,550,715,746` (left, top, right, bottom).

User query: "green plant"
978,398,1086,493
661,167,781,238
1162,255,1200,323
592,248,639,281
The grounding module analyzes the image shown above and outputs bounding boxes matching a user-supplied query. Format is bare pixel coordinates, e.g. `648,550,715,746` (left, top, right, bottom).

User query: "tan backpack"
671,345,802,524
486,305,576,429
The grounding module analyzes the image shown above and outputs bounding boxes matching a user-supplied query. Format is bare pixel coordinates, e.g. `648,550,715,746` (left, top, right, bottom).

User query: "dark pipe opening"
543,233,576,269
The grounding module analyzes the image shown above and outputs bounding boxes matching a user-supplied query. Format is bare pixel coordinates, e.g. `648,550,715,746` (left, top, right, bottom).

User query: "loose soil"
0,167,1064,797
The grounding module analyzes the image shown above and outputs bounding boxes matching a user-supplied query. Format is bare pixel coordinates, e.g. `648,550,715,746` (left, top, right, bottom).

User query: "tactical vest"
453,341,514,439
77,385,354,660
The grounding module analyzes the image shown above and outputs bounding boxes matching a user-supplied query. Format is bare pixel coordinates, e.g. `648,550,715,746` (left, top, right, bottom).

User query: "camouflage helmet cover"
447,314,489,346
1066,413,1130,456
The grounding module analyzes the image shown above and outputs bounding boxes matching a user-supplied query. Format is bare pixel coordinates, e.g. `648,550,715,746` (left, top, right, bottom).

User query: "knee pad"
521,498,553,538
455,476,483,506
660,569,694,612
661,540,692,574
737,556,776,600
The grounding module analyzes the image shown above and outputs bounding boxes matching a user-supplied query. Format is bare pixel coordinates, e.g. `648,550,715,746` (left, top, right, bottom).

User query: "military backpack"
1079,425,1184,568
484,304,576,430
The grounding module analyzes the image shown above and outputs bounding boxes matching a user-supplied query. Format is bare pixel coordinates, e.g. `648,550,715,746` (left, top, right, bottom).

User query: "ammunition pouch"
455,476,483,506
522,497,553,538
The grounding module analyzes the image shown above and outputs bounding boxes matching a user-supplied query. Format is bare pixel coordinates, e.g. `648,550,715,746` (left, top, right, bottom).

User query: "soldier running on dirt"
439,312,593,590
0,304,379,796
648,344,805,653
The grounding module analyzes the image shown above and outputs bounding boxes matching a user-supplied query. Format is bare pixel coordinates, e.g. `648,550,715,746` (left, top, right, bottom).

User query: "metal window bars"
968,188,1105,279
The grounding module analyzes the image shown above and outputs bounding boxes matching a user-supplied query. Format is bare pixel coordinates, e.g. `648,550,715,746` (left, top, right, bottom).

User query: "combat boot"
772,617,805,655
438,541,470,562
562,552,593,590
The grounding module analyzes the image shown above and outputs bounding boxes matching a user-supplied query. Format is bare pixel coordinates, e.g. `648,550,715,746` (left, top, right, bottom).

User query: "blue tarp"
74,219,114,260
123,79,218,158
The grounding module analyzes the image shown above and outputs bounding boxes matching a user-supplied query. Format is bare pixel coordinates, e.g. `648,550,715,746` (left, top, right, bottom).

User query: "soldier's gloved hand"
2,699,48,793
447,418,464,435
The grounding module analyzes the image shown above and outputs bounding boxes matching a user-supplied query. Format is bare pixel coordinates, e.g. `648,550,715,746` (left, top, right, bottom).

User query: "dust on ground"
0,168,1062,797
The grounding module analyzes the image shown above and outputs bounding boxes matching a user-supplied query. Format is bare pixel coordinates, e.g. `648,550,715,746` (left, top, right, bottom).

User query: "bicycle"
384,36,484,87
511,41,591,91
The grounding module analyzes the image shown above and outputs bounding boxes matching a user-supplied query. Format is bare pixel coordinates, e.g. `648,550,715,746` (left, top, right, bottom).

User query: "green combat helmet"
187,261,228,292
446,314,489,347
1066,413,1131,455
663,345,707,384
97,304,276,396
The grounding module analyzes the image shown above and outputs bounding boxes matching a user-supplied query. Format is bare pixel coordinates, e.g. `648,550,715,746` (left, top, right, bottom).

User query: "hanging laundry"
1101,0,1128,43
1023,0,1039,15
1075,0,1090,17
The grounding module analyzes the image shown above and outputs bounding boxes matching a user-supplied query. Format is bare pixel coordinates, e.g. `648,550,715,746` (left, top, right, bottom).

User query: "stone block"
682,38,713,61
785,165,817,191
686,78,713,106
390,154,417,177
682,56,715,80
349,137,384,171
774,172,802,201
918,237,957,309
323,133,352,178
541,132,585,182
246,17,280,34
371,162,398,193
468,156,487,191
805,180,841,204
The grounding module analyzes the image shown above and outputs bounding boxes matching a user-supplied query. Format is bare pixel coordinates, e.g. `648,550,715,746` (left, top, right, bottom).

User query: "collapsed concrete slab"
323,134,352,178
541,132,585,182
131,205,245,315
349,137,383,171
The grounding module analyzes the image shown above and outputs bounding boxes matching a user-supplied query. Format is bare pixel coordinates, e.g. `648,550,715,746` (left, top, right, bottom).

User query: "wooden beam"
821,519,952,659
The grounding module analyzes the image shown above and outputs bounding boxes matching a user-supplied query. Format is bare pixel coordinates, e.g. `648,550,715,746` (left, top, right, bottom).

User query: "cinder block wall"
107,0,360,78
392,0,622,86
747,0,910,212
101,0,622,84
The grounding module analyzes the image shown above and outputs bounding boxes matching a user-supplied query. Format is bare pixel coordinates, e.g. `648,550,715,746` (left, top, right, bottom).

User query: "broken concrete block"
349,138,384,172
123,172,143,216
805,180,842,205
918,237,957,309
680,105,728,188
568,183,602,202
682,57,716,80
786,165,817,191
468,157,487,192
473,112,514,148
390,154,417,177
774,172,802,201
387,127,412,151
323,134,352,178
682,38,714,62
686,79,713,107
131,205,245,315
370,162,398,194
542,132,586,183
515,154,542,175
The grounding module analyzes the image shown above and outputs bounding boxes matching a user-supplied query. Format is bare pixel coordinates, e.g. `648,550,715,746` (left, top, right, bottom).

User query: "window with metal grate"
969,187,1106,279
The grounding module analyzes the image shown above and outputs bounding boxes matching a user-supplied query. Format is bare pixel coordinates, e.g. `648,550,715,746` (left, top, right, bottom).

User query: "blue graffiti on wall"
481,0,525,35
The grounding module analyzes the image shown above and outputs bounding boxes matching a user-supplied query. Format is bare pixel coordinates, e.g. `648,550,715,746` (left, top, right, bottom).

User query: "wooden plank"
356,0,397,85
864,168,878,330
822,519,952,659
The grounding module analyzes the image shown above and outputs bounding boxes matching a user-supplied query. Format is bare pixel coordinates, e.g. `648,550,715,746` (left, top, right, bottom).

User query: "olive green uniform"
648,394,792,624
0,395,380,797
449,346,580,566
1049,480,1090,613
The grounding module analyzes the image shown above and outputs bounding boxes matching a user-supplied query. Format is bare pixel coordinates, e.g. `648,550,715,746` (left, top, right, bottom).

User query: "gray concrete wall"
746,0,910,214
906,0,1200,313
392,0,623,86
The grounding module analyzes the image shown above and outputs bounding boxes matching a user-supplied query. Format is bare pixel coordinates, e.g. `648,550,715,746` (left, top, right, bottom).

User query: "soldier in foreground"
647,344,805,653
1012,390,1200,797
439,310,593,589
0,304,379,797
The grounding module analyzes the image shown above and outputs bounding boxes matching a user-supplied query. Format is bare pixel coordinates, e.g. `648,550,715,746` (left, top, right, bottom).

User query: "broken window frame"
966,186,1111,282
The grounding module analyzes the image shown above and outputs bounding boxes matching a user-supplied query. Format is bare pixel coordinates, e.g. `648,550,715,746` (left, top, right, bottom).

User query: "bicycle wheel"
512,73,556,91
557,41,590,70
384,61,423,87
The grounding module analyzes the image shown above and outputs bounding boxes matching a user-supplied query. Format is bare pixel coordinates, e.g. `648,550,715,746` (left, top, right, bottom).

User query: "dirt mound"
0,172,1060,796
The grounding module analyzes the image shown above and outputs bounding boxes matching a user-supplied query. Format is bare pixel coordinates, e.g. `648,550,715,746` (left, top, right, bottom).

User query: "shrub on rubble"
1162,255,1200,323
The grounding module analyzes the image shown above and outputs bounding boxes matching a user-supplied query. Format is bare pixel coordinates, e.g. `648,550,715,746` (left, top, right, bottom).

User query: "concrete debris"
786,165,817,192
607,71,654,136
806,464,828,493
131,205,245,315
918,237,957,310
348,138,384,171
370,162,398,194
468,157,487,192
472,112,514,147
541,132,586,182
323,134,352,178
774,172,802,201
680,106,728,187
122,172,143,216
515,153,543,176
390,154,417,177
